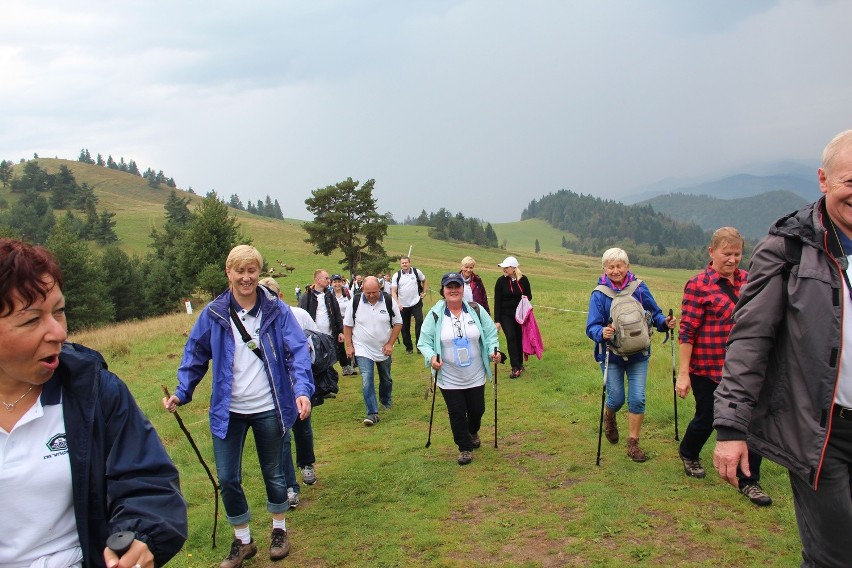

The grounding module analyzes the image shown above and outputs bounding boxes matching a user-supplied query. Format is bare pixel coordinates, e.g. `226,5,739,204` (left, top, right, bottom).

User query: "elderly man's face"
821,144,852,239
362,279,381,303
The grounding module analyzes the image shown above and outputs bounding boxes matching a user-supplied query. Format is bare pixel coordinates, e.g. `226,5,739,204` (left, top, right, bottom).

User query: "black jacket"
54,343,188,566
299,287,344,336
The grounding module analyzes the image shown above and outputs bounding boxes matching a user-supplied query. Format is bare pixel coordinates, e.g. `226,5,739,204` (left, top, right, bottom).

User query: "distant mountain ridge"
640,190,807,240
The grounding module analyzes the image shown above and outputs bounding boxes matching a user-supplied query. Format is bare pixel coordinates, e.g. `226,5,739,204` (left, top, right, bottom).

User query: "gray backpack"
594,280,652,357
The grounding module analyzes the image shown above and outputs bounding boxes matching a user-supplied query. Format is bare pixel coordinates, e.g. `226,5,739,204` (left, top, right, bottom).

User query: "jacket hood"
769,198,825,251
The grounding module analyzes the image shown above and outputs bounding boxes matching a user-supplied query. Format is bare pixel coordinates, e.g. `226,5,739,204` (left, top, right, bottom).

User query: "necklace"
829,219,850,271
1,385,35,412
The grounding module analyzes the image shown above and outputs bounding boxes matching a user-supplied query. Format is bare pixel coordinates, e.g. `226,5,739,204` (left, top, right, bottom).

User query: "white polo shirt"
228,295,275,414
344,293,402,361
0,396,83,567
392,268,426,308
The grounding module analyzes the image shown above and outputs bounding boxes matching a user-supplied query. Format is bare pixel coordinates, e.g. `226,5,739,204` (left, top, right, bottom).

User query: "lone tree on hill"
304,177,392,276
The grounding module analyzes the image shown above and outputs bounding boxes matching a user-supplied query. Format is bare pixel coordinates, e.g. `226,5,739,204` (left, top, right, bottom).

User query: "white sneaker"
287,488,299,508
300,465,317,485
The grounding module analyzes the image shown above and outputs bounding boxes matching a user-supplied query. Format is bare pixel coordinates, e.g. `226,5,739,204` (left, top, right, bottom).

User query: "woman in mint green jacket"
418,272,501,465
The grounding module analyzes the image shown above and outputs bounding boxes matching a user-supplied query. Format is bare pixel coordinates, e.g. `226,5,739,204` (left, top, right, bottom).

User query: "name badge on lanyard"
449,310,472,367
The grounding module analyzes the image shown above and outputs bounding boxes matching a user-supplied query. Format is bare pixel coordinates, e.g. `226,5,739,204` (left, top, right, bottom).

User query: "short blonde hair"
460,256,476,270
601,247,629,268
710,227,744,250
226,245,263,271
259,277,281,296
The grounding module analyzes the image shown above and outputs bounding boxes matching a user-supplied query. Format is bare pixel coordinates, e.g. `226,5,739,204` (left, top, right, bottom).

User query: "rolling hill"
640,189,807,240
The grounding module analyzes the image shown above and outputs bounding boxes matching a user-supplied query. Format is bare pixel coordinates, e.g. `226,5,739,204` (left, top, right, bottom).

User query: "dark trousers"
336,342,350,368
440,385,486,452
680,373,762,483
499,313,524,371
790,416,852,568
400,300,424,351
291,415,315,468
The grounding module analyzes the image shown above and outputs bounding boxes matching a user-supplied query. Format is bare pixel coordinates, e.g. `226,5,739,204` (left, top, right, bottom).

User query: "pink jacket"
515,297,544,360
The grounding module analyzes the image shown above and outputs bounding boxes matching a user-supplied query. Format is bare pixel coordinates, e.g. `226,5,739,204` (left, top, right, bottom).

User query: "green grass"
22,161,798,566
70,233,801,567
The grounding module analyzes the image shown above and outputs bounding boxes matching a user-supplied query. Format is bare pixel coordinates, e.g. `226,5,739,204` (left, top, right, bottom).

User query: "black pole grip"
106,531,135,556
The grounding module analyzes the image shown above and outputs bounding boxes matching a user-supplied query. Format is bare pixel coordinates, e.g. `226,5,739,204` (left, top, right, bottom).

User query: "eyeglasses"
453,318,463,338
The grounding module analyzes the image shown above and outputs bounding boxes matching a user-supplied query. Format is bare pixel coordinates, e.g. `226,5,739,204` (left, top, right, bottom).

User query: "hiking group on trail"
4,130,852,568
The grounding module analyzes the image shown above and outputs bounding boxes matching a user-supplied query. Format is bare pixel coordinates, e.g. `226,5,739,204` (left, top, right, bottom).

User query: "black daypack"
304,329,339,406
594,280,652,357
395,267,424,296
351,292,395,327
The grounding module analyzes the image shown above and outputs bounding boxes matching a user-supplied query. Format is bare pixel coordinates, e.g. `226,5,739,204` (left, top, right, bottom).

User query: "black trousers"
790,415,852,568
680,373,761,483
400,300,424,351
499,313,524,370
439,385,486,452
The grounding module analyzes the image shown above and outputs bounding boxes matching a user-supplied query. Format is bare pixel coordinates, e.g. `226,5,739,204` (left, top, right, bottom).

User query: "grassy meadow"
67,206,803,566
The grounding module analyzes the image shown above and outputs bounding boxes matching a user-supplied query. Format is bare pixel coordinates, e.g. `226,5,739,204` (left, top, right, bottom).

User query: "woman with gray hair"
586,248,675,462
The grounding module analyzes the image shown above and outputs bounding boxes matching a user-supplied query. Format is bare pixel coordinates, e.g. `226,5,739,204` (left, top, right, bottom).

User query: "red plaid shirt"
679,264,748,382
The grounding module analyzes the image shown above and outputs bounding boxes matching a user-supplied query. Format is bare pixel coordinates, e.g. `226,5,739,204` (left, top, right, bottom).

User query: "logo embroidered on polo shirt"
46,433,68,452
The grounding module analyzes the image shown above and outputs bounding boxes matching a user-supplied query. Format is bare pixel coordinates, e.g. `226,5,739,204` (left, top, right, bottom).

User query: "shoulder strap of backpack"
352,293,361,322
383,292,394,327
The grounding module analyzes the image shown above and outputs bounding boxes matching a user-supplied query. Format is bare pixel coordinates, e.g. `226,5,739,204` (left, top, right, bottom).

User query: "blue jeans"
212,410,289,525
601,355,648,414
282,415,315,494
356,355,393,416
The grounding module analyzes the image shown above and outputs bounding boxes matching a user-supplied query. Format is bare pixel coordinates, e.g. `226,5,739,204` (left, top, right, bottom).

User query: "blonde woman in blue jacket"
418,272,501,465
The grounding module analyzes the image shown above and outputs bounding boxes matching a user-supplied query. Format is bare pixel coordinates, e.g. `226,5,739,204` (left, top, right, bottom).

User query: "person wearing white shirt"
344,277,402,426
391,256,428,354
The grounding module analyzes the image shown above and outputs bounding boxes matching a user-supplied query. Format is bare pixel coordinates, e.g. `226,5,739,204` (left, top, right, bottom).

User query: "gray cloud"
2,0,850,223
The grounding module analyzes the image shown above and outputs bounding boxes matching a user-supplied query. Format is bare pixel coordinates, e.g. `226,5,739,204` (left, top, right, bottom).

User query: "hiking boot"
300,465,317,485
740,483,772,507
627,437,647,462
604,408,619,444
269,528,290,561
287,488,299,509
363,414,380,426
471,433,481,449
220,539,257,568
457,450,473,465
510,368,522,379
679,451,706,478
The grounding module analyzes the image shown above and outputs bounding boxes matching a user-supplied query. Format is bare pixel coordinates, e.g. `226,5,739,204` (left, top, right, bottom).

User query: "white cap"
497,256,519,268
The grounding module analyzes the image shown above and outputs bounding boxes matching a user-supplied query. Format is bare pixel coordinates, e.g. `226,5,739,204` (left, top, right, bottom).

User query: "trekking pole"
162,385,220,548
596,340,611,467
425,354,440,448
666,309,680,441
493,346,498,449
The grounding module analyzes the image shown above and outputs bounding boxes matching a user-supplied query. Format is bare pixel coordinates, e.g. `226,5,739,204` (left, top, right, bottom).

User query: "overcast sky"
3,0,851,222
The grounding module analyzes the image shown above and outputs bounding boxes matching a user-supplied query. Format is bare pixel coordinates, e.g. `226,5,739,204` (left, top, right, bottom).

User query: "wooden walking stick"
162,385,220,548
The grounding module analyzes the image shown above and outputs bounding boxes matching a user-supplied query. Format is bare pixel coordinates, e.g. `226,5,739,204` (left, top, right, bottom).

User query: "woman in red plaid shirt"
676,227,771,506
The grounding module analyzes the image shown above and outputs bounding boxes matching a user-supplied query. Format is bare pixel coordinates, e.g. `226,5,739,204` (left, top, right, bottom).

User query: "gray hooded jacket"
714,197,845,489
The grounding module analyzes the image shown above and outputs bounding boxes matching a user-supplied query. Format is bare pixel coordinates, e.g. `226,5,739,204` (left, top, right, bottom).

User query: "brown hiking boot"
679,451,706,478
269,528,290,560
604,408,619,444
471,433,481,448
627,437,647,462
220,539,257,568
457,450,473,465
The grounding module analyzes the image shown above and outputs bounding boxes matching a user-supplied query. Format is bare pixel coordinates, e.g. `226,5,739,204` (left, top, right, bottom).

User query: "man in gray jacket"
713,129,852,568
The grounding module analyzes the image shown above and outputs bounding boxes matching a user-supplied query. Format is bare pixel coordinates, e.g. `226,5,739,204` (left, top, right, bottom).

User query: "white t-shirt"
437,310,485,389
335,293,351,319
392,268,426,308
0,396,83,568
837,259,852,407
344,294,402,361
312,290,332,335
228,304,275,414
